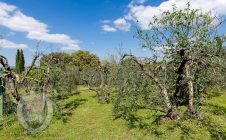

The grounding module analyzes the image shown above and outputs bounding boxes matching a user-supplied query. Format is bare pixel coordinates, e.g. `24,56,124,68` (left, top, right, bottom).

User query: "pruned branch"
15,54,39,84
121,54,172,109
0,52,40,101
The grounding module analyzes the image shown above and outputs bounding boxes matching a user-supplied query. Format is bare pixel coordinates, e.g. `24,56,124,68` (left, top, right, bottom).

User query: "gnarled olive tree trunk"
0,54,38,101
0,55,20,101
96,62,110,103
122,55,181,120
185,60,195,114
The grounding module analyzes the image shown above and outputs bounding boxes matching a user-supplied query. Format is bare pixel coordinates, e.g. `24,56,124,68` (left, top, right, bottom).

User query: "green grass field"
0,87,226,140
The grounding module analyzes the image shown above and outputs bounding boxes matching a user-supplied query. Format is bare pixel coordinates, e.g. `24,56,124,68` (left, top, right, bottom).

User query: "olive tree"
79,61,111,103
110,58,166,122
117,3,225,120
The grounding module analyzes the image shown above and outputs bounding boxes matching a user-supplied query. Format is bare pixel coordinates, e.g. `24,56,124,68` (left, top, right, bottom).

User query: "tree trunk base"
186,108,196,115
185,109,204,120
161,109,180,121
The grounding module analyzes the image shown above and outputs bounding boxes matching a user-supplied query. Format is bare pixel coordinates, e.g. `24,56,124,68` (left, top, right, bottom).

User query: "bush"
49,66,79,100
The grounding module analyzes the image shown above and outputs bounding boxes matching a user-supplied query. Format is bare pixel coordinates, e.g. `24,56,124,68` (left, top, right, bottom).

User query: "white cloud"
27,31,79,46
0,2,80,50
0,2,16,15
127,0,226,30
100,20,111,24
60,44,80,51
100,18,131,32
128,0,147,8
0,39,28,49
101,25,117,32
107,0,226,31
113,18,131,31
0,11,48,33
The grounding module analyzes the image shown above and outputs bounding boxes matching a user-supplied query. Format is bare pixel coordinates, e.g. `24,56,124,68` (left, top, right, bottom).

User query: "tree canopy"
70,50,100,71
113,3,226,121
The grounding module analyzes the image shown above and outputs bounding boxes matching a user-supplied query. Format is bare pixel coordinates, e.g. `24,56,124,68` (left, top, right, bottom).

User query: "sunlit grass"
0,87,225,140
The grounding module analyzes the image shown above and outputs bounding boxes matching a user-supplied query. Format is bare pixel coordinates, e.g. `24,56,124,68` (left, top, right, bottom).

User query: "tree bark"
136,60,172,111
0,54,39,101
141,67,180,120
185,60,195,114
162,88,171,110
174,49,189,105
0,55,20,101
122,55,180,119
175,59,188,103
97,62,110,102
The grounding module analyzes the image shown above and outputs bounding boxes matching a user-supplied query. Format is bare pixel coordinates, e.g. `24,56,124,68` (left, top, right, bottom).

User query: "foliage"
3,94,17,115
110,59,164,121
78,63,111,103
15,49,20,73
70,50,100,71
40,52,71,67
49,66,79,100
22,66,46,85
78,67,101,87
38,51,100,100
15,49,25,74
23,53,79,100
112,3,226,121
19,50,25,73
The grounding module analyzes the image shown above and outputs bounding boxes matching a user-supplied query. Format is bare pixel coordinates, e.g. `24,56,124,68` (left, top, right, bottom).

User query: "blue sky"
0,0,226,66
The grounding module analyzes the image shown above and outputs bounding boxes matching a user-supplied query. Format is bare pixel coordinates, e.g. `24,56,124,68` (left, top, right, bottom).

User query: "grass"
0,87,226,140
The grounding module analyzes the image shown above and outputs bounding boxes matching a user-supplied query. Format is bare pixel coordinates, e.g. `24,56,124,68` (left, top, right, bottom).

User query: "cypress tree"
19,49,25,73
15,49,20,73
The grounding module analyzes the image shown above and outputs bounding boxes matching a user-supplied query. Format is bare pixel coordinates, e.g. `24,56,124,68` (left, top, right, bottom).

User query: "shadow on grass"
0,114,17,130
175,122,195,140
200,116,226,140
54,98,87,123
207,91,224,98
50,91,80,101
116,104,226,139
114,109,169,138
202,103,226,116
200,102,226,139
